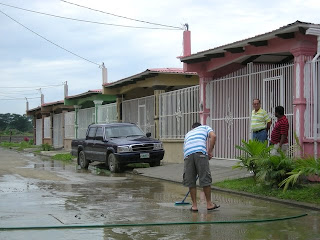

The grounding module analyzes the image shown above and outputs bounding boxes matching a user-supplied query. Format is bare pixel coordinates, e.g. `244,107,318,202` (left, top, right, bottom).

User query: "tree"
0,113,33,133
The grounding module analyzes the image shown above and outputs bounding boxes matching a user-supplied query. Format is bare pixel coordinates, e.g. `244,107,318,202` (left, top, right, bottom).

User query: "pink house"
181,21,320,158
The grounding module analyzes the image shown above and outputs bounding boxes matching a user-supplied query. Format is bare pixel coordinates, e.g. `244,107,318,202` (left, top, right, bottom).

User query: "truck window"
95,127,103,140
87,127,97,140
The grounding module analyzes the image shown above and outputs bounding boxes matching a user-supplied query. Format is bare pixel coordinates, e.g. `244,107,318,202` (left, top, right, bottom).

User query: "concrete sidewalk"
133,158,252,184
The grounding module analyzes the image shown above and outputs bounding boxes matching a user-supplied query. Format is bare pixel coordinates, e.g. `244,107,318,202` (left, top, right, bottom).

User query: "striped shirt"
251,108,271,132
184,125,213,158
271,115,289,144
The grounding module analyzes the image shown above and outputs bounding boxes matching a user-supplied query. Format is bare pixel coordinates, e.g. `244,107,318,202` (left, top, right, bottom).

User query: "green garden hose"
0,213,307,231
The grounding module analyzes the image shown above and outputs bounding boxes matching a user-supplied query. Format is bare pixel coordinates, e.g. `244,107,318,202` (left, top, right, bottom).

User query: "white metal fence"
53,113,63,148
77,107,95,139
122,96,155,137
43,116,51,139
159,85,200,139
64,112,75,139
304,59,320,140
98,103,117,124
35,119,42,146
209,63,294,159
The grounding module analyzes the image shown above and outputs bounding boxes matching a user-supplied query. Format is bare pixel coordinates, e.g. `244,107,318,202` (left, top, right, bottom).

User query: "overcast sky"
0,0,319,115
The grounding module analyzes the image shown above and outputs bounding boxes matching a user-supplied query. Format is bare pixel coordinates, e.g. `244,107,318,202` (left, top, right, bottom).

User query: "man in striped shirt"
183,122,219,212
270,106,289,155
251,99,271,142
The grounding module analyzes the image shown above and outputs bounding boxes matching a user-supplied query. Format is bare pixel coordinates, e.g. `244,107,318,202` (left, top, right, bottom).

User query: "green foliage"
41,143,53,151
127,163,150,168
235,136,319,191
51,153,74,162
279,157,320,191
255,150,294,186
0,113,33,133
213,177,320,205
0,141,36,150
233,139,272,176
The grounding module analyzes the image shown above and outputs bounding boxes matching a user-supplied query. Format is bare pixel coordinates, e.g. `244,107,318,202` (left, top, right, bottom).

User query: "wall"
0,136,33,143
43,138,52,145
162,140,184,163
64,139,72,151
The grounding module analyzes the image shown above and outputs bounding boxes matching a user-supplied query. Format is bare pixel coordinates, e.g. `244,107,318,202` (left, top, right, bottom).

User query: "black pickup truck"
71,123,165,173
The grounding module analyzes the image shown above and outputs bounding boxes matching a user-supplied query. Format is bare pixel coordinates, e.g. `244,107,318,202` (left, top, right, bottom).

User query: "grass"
0,141,37,151
51,153,75,162
213,177,320,205
127,163,150,168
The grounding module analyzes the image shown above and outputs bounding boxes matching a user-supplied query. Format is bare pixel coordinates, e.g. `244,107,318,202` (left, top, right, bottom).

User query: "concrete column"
74,105,81,139
62,110,67,148
199,76,212,125
154,89,165,139
50,113,53,145
116,95,123,122
93,100,103,124
291,47,315,156
33,116,36,145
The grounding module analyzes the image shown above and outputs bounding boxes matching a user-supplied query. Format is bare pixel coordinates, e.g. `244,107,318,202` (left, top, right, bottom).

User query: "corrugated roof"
181,20,320,62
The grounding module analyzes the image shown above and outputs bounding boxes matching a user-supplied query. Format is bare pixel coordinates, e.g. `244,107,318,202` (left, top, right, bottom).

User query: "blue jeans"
252,129,267,142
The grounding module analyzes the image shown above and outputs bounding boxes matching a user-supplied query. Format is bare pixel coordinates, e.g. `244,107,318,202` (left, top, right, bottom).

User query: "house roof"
104,68,197,88
65,89,102,99
181,21,320,63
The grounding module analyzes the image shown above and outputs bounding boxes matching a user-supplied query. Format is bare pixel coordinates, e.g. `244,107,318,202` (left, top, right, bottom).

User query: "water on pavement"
0,150,319,240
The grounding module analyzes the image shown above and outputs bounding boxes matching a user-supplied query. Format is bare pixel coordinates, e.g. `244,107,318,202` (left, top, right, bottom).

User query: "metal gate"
304,59,320,157
159,85,200,139
53,113,63,148
77,107,94,139
35,119,42,146
210,63,294,159
97,103,117,124
64,112,75,139
43,116,51,139
122,96,155,136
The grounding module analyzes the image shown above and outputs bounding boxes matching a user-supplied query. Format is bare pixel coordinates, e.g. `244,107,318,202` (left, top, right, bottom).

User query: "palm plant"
233,139,272,177
279,157,320,191
256,150,294,186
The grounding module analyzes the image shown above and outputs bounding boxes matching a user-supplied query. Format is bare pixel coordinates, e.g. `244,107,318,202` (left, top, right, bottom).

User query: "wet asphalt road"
0,147,320,240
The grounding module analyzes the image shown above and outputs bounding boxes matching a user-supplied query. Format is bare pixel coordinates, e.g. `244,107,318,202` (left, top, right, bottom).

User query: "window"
87,127,96,139
95,127,103,139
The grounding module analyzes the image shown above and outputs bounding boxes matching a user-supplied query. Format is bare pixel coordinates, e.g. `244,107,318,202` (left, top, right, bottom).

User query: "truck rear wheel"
78,150,89,169
108,153,122,173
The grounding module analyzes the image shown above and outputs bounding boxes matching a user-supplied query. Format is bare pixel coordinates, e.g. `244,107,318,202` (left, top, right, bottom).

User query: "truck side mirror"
146,132,151,137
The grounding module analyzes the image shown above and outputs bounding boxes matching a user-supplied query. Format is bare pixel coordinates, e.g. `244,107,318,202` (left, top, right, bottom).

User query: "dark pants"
252,129,267,142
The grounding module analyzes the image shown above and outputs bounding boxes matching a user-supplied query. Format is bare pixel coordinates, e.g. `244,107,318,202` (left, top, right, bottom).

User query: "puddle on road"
1,151,319,240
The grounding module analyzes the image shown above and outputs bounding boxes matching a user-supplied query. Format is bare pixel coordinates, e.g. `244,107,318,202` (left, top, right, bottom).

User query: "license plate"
140,153,150,159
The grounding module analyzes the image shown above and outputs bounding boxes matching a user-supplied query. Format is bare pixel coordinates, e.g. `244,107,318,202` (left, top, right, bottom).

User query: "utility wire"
0,97,40,101
0,2,181,30
61,0,184,30
0,9,100,66
0,83,63,89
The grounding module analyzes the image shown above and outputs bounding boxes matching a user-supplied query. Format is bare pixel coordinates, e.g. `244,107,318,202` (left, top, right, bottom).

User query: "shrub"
41,143,53,151
279,157,320,191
